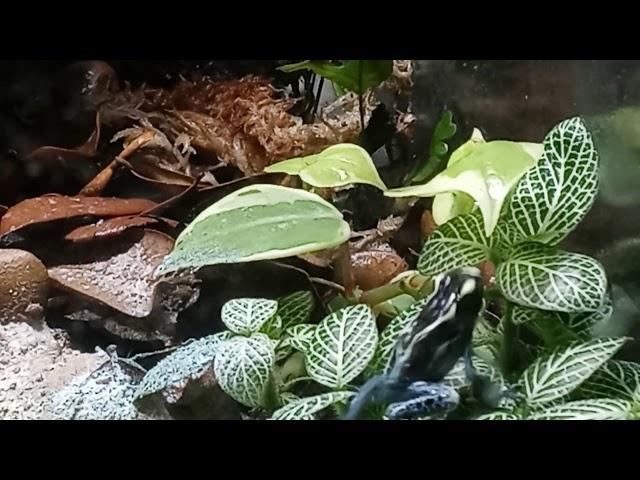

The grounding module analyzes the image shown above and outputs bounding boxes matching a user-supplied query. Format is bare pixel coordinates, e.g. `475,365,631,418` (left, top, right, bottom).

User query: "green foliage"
409,111,458,184
278,60,393,95
305,304,378,389
265,144,387,191
156,184,351,275
387,132,541,237
147,115,640,421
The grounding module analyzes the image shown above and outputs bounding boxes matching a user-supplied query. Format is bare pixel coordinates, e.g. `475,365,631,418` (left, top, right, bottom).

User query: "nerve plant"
146,115,640,420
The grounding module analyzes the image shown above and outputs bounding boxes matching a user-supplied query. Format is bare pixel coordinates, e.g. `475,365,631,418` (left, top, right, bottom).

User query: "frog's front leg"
385,382,460,420
463,347,523,407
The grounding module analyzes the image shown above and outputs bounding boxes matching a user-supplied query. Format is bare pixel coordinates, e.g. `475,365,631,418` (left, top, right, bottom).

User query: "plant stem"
312,77,325,119
358,273,432,306
500,302,518,382
358,95,365,132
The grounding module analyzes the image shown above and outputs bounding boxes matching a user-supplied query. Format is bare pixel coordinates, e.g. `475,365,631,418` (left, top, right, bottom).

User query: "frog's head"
445,266,484,325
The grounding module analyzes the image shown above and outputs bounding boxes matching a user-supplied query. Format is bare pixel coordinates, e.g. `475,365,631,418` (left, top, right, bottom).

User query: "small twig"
130,345,179,361
333,243,355,297
308,277,346,292
78,130,155,197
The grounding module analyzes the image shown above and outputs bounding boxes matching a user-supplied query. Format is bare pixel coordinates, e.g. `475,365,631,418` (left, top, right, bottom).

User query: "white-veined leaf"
573,360,640,401
417,211,493,276
527,398,631,420
442,355,505,390
519,337,627,406
568,294,613,337
306,304,378,389
221,298,278,335
476,411,522,420
134,331,231,402
274,336,294,361
504,117,599,245
277,291,314,329
156,184,351,275
269,391,355,420
261,314,283,339
496,243,607,313
287,324,316,353
213,333,275,408
364,297,431,377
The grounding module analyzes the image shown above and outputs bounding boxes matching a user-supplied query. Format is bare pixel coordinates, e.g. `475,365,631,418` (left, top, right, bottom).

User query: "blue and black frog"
344,267,516,420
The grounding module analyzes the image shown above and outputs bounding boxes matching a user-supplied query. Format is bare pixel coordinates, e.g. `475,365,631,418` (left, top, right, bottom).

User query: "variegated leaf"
364,297,431,377
496,243,607,313
213,333,275,408
527,398,631,420
270,391,355,420
277,291,314,329
221,298,278,335
504,117,599,245
519,337,627,406
417,211,493,276
573,360,640,401
287,324,316,353
306,305,378,389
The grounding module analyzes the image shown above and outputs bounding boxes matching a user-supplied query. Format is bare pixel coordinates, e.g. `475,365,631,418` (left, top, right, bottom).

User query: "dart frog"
344,267,516,420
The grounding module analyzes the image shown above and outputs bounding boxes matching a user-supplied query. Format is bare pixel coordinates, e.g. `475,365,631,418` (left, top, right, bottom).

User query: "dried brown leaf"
48,229,174,318
28,111,102,163
0,196,157,235
64,216,178,243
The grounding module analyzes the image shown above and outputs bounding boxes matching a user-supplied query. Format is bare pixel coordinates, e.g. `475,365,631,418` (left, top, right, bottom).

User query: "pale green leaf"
221,298,278,336
573,361,640,401
504,117,599,245
270,391,356,420
364,297,431,377
496,243,607,313
286,324,316,353
527,398,631,420
156,184,351,275
266,144,387,191
417,211,493,276
306,305,378,389
277,291,314,329
386,140,539,236
431,191,475,226
519,337,627,406
213,333,275,408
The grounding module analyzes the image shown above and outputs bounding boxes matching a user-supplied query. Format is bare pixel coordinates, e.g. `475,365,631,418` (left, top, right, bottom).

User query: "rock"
0,249,48,324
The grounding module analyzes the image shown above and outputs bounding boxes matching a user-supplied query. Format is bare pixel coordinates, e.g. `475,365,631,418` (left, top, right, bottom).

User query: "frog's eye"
459,278,479,298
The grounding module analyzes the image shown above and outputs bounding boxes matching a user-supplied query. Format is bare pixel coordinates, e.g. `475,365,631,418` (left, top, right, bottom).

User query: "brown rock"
0,249,48,324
